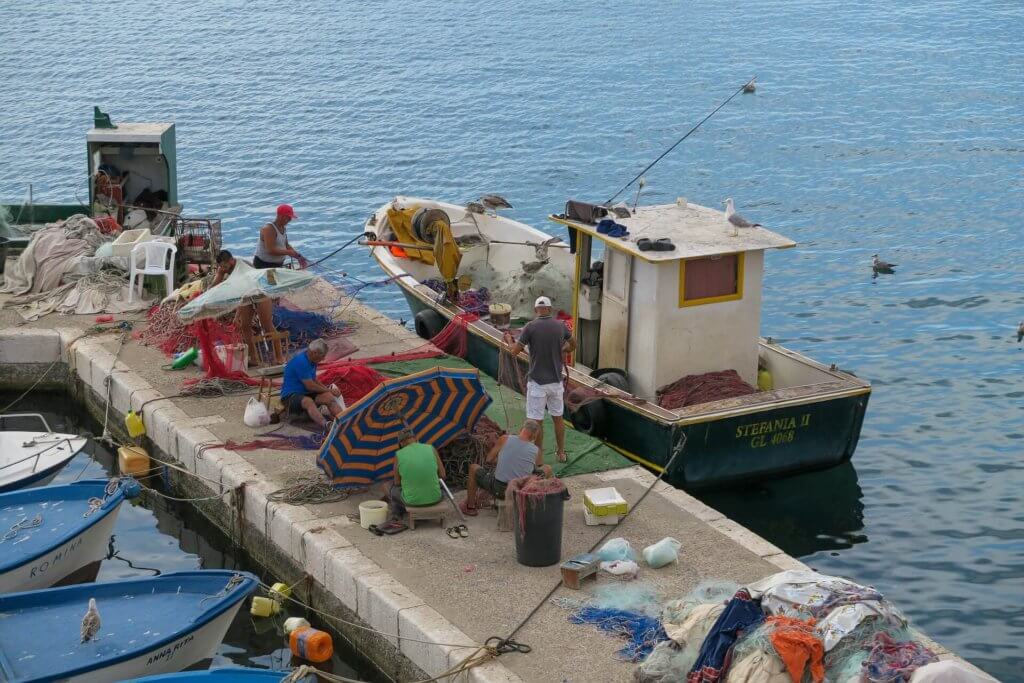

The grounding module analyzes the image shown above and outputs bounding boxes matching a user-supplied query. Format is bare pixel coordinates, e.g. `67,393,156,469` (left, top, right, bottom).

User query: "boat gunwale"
369,239,872,427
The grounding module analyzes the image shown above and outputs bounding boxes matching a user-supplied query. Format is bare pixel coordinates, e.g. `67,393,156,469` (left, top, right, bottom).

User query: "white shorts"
526,380,564,419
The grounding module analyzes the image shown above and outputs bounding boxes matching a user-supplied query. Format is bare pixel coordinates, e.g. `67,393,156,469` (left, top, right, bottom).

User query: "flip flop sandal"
636,238,654,251
367,524,384,536
653,238,676,251
557,451,568,463
379,521,408,535
446,524,469,539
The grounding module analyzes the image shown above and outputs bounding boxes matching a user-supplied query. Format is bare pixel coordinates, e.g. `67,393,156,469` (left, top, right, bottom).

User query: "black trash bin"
510,476,570,567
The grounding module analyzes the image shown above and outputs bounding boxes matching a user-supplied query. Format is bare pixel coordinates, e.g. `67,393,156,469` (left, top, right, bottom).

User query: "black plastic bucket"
511,478,570,567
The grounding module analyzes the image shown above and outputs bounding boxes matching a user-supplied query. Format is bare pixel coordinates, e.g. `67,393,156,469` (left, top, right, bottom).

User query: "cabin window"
678,253,744,307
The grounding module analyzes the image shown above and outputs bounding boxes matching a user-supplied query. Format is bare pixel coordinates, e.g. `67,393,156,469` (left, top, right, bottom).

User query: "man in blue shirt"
280,339,342,426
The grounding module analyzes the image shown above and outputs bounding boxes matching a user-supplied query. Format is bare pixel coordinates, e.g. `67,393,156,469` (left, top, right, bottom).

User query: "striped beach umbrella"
316,366,493,489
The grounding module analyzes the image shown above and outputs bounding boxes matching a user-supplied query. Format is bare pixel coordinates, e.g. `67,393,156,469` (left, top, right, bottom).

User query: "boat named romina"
364,196,870,489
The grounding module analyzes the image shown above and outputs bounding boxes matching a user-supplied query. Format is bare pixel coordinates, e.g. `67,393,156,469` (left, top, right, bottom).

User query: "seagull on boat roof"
723,198,762,230
871,254,897,274
464,201,486,214
743,78,757,94
81,598,101,643
1017,320,1023,343
480,194,513,210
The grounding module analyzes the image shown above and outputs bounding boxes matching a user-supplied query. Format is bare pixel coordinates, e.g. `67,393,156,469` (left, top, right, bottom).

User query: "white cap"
534,296,552,308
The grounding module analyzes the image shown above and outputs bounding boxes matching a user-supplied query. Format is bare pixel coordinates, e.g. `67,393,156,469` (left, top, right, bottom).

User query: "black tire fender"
570,398,607,437
414,308,446,340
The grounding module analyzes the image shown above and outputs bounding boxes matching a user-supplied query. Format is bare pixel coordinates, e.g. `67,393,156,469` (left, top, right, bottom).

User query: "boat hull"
0,432,88,493
0,502,121,593
400,288,870,489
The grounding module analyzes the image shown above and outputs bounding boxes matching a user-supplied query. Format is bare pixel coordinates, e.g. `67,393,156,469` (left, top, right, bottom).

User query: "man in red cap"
254,204,307,269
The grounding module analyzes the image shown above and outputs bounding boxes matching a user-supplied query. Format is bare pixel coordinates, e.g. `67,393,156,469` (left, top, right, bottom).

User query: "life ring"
414,309,446,341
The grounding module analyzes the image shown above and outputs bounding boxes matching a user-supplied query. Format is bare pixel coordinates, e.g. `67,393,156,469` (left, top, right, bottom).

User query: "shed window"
679,253,744,307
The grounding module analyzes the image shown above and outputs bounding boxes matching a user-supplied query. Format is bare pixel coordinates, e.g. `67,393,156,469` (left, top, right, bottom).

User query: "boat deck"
0,275,973,682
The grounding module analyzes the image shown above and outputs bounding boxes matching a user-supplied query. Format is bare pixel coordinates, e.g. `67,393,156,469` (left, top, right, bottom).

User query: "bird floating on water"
723,198,762,236
1017,320,1023,343
743,79,757,94
872,254,897,275
81,598,101,643
480,194,513,211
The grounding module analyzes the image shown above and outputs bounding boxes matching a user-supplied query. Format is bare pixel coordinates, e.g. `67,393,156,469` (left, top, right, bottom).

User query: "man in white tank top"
254,204,307,268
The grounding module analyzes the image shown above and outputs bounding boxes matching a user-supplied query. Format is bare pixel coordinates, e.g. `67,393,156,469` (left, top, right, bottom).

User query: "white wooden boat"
364,196,871,489
0,414,88,493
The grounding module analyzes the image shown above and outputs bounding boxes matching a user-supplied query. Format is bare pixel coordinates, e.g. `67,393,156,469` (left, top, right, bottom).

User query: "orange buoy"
290,627,333,663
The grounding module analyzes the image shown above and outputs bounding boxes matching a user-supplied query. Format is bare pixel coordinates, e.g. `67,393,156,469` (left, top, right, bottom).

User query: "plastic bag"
597,537,636,562
643,537,681,568
600,560,639,579
244,397,271,427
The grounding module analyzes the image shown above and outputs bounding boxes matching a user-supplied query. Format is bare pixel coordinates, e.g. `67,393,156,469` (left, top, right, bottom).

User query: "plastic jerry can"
124,410,146,437
290,627,334,663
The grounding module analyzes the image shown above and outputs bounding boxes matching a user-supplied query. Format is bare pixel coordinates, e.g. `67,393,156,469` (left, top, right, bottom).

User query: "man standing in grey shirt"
504,296,577,462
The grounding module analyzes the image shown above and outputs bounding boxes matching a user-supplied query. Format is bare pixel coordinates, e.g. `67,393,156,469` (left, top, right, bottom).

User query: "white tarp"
177,260,318,321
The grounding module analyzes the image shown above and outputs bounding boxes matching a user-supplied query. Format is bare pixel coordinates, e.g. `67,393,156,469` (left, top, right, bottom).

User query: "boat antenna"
606,77,757,204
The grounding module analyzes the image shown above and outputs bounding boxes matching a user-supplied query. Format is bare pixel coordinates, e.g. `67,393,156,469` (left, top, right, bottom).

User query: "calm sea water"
1,1,1022,678
0,396,383,680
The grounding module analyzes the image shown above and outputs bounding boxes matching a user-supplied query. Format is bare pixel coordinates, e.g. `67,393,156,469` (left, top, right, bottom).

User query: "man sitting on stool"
389,428,447,521
460,420,552,516
279,339,343,427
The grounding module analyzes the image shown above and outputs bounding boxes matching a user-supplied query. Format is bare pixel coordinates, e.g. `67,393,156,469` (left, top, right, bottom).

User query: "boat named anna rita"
363,196,870,489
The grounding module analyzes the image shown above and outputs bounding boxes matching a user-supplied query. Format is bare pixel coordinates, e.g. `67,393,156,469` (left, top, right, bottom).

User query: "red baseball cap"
276,204,297,219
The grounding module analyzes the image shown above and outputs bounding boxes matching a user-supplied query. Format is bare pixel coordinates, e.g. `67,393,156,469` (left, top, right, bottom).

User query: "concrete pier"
0,289,983,682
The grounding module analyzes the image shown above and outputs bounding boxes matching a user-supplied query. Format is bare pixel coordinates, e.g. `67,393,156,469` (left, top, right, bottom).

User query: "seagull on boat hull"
872,254,897,274
81,598,101,643
480,194,513,211
723,198,762,232
464,201,486,214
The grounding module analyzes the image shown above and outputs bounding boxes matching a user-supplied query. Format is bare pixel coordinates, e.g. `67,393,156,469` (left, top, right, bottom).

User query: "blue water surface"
1,1,1022,678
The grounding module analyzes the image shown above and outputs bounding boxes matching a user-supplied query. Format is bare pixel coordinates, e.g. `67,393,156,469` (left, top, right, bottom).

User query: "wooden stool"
560,553,600,590
495,497,514,532
406,501,448,529
248,330,291,365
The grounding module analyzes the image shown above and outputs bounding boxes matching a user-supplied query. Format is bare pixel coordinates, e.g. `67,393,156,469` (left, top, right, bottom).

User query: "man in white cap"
504,296,576,462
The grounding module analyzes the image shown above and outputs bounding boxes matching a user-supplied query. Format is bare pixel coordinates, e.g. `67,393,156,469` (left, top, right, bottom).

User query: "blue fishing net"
273,305,346,344
569,606,669,661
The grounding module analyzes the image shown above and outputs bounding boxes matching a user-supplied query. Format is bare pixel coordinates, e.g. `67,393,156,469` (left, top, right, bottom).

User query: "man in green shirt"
388,428,447,521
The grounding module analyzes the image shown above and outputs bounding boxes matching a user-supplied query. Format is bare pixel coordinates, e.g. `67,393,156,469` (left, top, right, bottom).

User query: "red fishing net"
187,318,260,386
317,364,386,405
656,369,756,410
507,474,568,538
429,312,479,358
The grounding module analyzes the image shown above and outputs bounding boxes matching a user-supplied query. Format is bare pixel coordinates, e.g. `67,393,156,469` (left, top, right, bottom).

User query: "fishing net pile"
459,257,574,319
550,569,970,683
657,369,756,410
437,414,505,488
422,278,491,315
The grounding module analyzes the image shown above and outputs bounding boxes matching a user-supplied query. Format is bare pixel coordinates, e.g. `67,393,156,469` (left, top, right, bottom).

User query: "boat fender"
592,369,630,393
414,309,446,341
121,477,142,499
570,398,607,438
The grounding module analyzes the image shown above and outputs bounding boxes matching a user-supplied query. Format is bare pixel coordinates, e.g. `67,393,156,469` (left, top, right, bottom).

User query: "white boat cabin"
551,200,795,399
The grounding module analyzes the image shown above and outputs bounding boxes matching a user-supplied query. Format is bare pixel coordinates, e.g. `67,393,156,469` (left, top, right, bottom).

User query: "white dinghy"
0,414,88,493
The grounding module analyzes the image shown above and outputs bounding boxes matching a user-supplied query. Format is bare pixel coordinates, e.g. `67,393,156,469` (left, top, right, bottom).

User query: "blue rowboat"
0,479,126,593
131,667,314,681
0,570,258,682
0,413,88,493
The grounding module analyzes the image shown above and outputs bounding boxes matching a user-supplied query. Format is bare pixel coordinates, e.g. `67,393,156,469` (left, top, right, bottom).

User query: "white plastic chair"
129,241,176,302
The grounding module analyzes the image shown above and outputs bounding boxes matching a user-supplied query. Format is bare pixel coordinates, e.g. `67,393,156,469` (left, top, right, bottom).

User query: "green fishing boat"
363,196,870,490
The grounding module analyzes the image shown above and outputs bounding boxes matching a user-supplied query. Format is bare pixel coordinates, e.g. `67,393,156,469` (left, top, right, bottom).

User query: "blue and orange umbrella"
316,367,493,489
